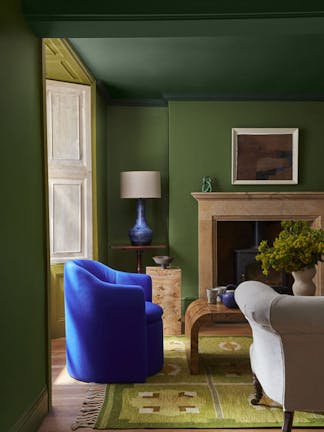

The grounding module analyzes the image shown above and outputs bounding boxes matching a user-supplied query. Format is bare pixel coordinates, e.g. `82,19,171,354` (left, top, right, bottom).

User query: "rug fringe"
71,383,106,430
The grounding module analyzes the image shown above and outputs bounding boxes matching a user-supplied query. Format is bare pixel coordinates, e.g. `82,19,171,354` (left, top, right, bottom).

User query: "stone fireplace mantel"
192,192,324,297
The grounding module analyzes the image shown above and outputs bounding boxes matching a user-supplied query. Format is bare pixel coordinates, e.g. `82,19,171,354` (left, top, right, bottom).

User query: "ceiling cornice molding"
24,14,324,38
164,94,324,102
23,10,324,21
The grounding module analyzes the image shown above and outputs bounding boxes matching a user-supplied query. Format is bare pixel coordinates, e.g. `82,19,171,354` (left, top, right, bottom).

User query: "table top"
186,298,245,321
202,299,243,314
111,244,167,250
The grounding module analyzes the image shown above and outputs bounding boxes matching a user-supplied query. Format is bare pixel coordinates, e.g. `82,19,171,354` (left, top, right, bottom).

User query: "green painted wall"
169,101,324,303
105,101,324,309
107,106,169,271
96,89,108,263
0,0,48,430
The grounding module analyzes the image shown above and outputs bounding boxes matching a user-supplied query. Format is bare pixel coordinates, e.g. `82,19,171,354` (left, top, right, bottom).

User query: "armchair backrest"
68,259,118,283
235,281,324,412
67,259,152,301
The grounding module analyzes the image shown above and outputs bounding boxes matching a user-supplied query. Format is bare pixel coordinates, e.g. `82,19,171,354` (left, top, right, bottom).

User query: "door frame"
42,38,98,407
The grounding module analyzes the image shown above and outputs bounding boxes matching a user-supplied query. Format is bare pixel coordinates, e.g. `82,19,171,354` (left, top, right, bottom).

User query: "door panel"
51,181,82,256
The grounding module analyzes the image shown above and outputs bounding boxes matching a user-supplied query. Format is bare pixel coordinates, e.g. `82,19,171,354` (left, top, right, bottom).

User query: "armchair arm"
116,271,152,301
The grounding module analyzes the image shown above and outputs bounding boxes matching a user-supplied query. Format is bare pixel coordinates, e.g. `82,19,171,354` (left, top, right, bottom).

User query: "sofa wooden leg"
251,373,263,405
282,410,294,432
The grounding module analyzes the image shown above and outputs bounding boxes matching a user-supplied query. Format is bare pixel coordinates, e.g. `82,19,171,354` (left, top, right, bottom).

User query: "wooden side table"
146,266,182,336
110,244,167,273
185,298,246,374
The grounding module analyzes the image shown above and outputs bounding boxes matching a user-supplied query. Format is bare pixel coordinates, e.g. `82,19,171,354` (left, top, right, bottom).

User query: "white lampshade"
120,171,161,198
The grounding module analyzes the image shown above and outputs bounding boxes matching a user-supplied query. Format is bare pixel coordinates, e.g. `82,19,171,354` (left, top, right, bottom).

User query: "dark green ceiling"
68,35,324,101
23,0,324,102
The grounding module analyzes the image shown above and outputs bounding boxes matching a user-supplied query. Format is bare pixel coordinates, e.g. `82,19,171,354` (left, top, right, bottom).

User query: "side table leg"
189,323,200,374
136,250,143,273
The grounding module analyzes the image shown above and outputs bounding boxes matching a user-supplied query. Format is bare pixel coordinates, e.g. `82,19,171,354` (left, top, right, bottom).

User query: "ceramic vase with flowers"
256,220,324,296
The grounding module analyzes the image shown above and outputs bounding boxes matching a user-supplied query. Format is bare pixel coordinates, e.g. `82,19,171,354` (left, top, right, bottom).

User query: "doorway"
44,38,97,338
43,39,99,414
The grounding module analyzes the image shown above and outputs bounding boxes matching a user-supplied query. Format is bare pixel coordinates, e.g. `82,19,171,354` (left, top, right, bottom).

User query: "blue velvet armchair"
64,259,164,383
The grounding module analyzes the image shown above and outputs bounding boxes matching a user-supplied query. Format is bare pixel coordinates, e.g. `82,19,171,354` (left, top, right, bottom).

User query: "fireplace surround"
192,192,324,297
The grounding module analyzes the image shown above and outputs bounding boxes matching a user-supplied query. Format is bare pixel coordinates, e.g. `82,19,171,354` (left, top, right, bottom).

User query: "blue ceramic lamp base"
129,198,153,245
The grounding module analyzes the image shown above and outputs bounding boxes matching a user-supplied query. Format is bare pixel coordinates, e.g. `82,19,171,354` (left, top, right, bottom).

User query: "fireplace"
234,221,264,284
192,192,324,298
218,220,291,293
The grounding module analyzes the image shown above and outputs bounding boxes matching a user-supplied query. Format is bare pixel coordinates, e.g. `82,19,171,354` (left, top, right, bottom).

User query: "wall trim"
9,388,48,432
108,98,168,107
164,94,324,102
104,94,324,106
22,8,324,22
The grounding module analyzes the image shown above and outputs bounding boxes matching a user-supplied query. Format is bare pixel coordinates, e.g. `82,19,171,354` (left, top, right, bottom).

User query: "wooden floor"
37,323,315,432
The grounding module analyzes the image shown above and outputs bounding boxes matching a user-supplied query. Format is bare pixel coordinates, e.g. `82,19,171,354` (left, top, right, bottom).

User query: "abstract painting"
232,128,298,184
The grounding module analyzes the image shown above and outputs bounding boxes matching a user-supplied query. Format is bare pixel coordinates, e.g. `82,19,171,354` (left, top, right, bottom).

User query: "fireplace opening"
216,220,293,294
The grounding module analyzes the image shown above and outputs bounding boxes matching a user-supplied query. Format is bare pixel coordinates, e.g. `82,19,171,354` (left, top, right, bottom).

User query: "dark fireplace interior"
216,220,293,294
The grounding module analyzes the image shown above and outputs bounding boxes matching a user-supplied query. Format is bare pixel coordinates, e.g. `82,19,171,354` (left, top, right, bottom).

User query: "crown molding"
24,13,324,38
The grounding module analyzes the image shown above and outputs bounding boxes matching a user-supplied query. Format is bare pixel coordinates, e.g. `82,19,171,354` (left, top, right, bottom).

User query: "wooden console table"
185,298,246,374
110,244,167,273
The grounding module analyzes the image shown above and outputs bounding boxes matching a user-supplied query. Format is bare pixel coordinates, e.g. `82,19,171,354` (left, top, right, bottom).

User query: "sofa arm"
235,281,279,328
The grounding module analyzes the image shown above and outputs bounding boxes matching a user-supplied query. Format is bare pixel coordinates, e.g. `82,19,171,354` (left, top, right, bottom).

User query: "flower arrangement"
256,220,324,275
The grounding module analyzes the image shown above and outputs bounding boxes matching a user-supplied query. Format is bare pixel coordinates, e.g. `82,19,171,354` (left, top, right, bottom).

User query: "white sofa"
235,280,324,432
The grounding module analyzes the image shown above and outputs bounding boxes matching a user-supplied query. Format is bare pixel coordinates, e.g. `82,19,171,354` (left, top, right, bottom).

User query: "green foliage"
256,220,324,275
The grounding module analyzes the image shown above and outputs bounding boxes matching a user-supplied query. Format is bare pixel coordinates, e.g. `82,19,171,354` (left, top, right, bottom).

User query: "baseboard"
9,387,48,432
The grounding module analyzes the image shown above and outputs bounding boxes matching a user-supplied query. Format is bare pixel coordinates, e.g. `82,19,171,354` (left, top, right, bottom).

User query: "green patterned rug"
72,336,324,429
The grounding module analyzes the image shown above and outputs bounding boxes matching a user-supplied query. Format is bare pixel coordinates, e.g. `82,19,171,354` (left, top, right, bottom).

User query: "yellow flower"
256,220,324,274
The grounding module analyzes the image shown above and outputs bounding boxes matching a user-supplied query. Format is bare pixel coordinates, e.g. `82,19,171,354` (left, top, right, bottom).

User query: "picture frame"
231,128,299,185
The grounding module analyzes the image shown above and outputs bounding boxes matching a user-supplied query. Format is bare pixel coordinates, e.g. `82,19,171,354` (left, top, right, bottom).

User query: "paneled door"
46,80,93,337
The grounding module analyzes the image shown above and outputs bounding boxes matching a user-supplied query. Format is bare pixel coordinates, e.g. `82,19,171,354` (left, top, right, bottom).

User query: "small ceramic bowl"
220,287,239,309
153,256,174,269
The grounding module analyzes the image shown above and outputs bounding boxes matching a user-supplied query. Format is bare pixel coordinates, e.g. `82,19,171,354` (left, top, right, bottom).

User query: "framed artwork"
231,128,299,184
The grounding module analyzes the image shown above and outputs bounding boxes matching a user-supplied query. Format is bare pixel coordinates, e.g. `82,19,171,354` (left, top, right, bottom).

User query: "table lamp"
120,171,161,245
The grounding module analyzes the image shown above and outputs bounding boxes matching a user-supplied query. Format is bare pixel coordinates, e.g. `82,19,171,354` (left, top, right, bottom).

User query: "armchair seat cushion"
145,301,163,323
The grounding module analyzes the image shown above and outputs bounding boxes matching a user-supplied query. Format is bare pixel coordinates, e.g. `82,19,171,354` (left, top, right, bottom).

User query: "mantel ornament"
202,176,212,192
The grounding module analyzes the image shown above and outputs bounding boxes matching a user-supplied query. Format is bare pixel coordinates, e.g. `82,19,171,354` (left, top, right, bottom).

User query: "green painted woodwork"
50,264,65,338
107,106,169,272
44,38,93,85
169,101,324,299
20,1,324,102
20,1,324,40
0,0,48,430
20,1,324,17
